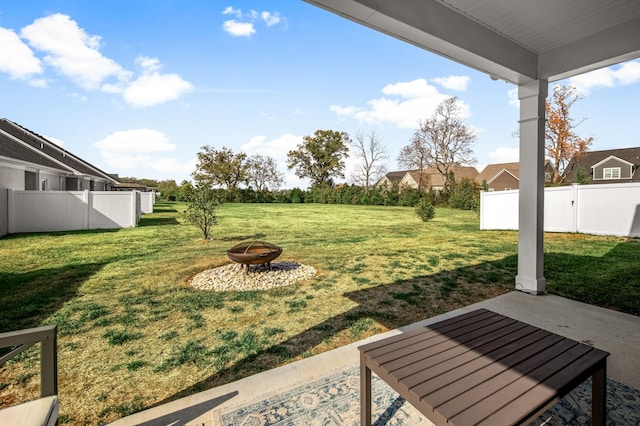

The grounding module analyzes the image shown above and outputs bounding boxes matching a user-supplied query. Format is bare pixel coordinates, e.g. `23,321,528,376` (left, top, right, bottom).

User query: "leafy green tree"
398,187,422,207
183,186,222,240
573,168,590,185
287,129,350,188
193,146,248,191
449,177,479,210
157,179,178,200
177,180,194,201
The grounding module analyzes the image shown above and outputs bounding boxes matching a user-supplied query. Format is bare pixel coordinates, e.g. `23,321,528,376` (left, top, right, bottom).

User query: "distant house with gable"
564,147,640,184
378,164,479,192
476,161,555,191
376,170,410,188
476,162,520,191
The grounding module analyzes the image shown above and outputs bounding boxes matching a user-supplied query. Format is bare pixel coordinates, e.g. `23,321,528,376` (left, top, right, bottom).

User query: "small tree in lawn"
415,199,435,222
183,186,222,240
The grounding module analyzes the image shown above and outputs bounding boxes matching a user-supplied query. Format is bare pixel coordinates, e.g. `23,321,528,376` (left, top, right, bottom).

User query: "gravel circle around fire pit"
189,262,317,291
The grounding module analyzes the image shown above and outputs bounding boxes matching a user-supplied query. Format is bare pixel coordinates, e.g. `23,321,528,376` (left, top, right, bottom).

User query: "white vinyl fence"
480,183,640,238
3,189,142,235
140,191,155,214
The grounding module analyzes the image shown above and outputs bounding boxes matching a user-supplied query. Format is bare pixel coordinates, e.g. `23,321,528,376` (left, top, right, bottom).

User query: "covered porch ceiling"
303,0,640,84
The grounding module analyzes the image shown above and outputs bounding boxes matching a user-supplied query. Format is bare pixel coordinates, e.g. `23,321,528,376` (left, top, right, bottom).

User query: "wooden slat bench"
359,309,609,425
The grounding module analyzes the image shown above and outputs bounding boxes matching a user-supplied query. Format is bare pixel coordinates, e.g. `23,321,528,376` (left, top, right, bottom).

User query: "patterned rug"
221,366,640,426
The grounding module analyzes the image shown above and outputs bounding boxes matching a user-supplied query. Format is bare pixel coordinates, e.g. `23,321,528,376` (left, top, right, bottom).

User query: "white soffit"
304,0,640,84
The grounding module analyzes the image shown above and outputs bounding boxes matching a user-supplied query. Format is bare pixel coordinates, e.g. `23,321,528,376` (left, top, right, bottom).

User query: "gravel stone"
189,262,317,291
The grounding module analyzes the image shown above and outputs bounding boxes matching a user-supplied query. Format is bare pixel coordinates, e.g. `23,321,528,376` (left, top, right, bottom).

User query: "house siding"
593,158,633,180
0,165,26,190
490,172,519,191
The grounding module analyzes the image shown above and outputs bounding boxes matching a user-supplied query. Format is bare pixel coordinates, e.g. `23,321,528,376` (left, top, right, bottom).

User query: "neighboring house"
564,147,640,184
477,162,520,191
378,165,479,192
477,161,554,191
113,182,151,192
0,118,119,192
376,170,407,188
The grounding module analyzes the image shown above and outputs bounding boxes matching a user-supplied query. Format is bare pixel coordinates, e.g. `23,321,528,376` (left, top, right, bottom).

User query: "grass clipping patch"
189,262,317,291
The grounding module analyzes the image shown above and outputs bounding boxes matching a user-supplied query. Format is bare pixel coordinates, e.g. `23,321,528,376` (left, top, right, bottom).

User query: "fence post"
83,190,90,230
571,184,579,233
131,191,137,227
7,188,13,234
479,191,485,230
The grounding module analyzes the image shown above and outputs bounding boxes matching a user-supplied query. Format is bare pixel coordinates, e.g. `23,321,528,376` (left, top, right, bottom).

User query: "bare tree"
412,97,477,187
397,136,431,191
350,131,389,191
246,154,284,192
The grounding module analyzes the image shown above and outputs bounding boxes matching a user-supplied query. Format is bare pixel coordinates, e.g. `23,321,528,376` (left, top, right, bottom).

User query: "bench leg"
592,361,606,426
361,353,371,426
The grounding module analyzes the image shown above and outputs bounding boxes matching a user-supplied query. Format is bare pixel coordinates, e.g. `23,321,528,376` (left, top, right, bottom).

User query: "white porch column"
516,79,548,294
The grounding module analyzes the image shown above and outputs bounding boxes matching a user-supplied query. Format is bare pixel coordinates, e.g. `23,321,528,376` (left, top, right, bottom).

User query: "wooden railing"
0,325,57,397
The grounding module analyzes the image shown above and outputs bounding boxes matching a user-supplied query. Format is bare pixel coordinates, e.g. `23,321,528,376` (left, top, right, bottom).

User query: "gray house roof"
0,118,119,184
564,147,640,184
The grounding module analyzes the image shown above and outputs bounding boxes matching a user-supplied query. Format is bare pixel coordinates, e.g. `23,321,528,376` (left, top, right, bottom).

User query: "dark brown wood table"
359,308,609,425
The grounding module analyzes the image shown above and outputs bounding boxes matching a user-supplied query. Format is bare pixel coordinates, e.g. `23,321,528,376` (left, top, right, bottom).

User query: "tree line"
133,84,591,207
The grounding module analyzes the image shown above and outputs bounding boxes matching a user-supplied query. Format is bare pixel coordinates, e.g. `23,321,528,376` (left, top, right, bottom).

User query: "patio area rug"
221,365,640,426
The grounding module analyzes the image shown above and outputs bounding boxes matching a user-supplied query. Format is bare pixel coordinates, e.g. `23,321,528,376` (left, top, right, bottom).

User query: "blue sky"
1,1,639,188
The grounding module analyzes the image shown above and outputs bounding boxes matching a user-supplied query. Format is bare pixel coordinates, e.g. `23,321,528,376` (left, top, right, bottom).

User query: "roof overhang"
303,0,640,84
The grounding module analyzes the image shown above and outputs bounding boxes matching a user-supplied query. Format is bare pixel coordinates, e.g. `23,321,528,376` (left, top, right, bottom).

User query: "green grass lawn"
1,202,638,424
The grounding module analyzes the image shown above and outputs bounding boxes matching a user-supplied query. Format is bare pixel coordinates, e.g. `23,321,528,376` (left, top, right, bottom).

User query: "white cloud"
223,20,255,37
136,56,162,73
241,133,301,161
124,71,193,108
331,78,465,129
221,7,284,37
17,14,192,107
261,11,282,27
94,129,195,180
0,26,43,80
330,105,362,116
488,147,519,163
21,13,131,89
94,129,176,153
432,75,471,91
222,7,242,18
569,60,640,94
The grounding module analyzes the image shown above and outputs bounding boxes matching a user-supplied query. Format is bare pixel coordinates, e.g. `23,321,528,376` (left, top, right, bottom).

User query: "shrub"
183,186,222,239
449,177,479,210
415,199,435,222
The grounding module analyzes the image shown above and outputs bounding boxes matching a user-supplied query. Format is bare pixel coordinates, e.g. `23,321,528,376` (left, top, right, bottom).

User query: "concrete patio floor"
110,291,640,425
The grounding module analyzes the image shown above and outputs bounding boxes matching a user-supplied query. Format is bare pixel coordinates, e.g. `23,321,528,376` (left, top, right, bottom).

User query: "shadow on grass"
150,239,639,412
148,253,517,407
545,239,640,316
138,217,180,227
0,262,107,333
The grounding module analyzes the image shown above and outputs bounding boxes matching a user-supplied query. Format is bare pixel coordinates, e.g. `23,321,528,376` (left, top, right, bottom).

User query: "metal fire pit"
227,241,282,273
